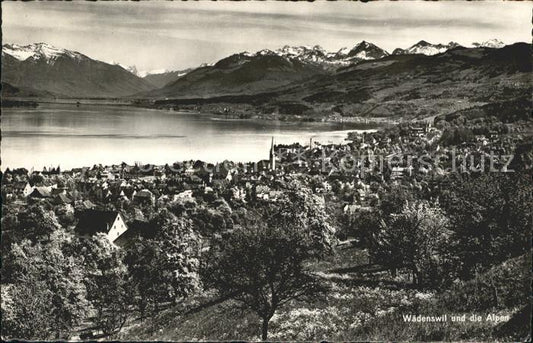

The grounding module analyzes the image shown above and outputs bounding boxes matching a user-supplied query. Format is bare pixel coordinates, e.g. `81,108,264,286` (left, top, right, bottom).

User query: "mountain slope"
1,81,57,98
148,43,531,121
2,43,155,98
140,41,392,99
141,52,328,98
143,68,195,88
266,42,389,67
344,41,389,60
275,43,531,118
392,40,462,56
473,39,505,48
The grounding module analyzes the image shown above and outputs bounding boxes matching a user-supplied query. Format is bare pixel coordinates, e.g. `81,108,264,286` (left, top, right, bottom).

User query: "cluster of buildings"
2,121,525,244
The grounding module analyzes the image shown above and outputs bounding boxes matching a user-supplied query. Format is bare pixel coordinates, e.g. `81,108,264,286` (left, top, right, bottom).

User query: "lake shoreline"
2,102,381,170
2,96,398,129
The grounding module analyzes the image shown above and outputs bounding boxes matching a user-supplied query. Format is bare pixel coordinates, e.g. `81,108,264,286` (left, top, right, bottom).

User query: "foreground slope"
115,252,529,341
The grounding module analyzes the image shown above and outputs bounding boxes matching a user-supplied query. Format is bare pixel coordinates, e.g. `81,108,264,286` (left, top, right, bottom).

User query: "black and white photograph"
1,1,531,341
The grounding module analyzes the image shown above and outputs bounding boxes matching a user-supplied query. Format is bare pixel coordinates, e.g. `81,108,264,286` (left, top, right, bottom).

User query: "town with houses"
2,1,532,341
2,119,529,246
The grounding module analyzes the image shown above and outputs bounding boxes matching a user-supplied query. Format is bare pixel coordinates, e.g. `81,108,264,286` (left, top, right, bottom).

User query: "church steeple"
270,136,276,171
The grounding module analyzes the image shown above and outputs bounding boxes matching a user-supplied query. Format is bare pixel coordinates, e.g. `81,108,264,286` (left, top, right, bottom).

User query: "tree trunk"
139,300,145,322
261,317,269,340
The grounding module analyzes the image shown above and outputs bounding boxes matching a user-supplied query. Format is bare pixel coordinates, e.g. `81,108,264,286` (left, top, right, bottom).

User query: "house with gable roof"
75,210,129,243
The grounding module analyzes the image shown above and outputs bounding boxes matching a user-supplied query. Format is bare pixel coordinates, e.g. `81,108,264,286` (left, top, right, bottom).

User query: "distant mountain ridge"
1,39,515,99
141,65,211,88
138,50,329,98
392,40,462,56
2,42,87,63
473,39,505,48
343,41,390,60
237,41,390,68
142,70,191,88
137,41,395,98
149,42,531,122
2,43,154,98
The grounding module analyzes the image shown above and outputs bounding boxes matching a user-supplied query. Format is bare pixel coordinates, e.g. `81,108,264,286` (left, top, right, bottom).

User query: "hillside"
115,251,530,341
138,41,394,99
275,43,531,119
146,43,531,121
392,40,462,56
1,81,58,98
143,69,194,88
2,43,155,98
140,52,328,98
352,254,530,341
2,41,529,123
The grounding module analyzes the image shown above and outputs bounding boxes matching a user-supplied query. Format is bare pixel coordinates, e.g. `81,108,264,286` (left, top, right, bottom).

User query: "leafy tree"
75,234,132,335
1,230,88,339
202,220,325,340
189,204,233,238
5,204,61,246
343,185,414,250
124,211,202,318
440,172,532,278
440,127,475,146
344,209,380,247
151,211,202,301
124,238,165,319
370,201,452,287
271,179,336,258
203,182,333,340
378,184,415,215
1,281,53,339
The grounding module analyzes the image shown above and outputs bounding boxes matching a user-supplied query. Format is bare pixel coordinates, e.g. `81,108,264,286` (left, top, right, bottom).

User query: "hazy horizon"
3,1,531,74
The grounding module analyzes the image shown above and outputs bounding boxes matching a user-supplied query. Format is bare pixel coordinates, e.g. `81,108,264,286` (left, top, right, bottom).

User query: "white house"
174,190,194,201
23,182,34,197
75,210,129,243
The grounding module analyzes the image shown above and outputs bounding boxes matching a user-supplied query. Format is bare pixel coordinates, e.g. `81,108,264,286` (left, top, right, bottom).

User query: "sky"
3,1,531,74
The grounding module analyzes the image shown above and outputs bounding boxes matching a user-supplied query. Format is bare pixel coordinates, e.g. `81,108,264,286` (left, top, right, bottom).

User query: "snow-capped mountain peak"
277,45,326,56
142,68,169,77
346,40,389,60
125,65,141,77
108,61,145,77
238,45,330,64
257,48,274,55
446,41,462,49
472,39,505,48
274,45,328,63
414,40,431,47
233,42,390,68
2,42,85,63
333,47,350,57
393,40,462,56
353,40,373,49
409,40,447,55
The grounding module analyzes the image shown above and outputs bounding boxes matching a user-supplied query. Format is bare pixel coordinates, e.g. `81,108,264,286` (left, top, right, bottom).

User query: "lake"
1,103,375,170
